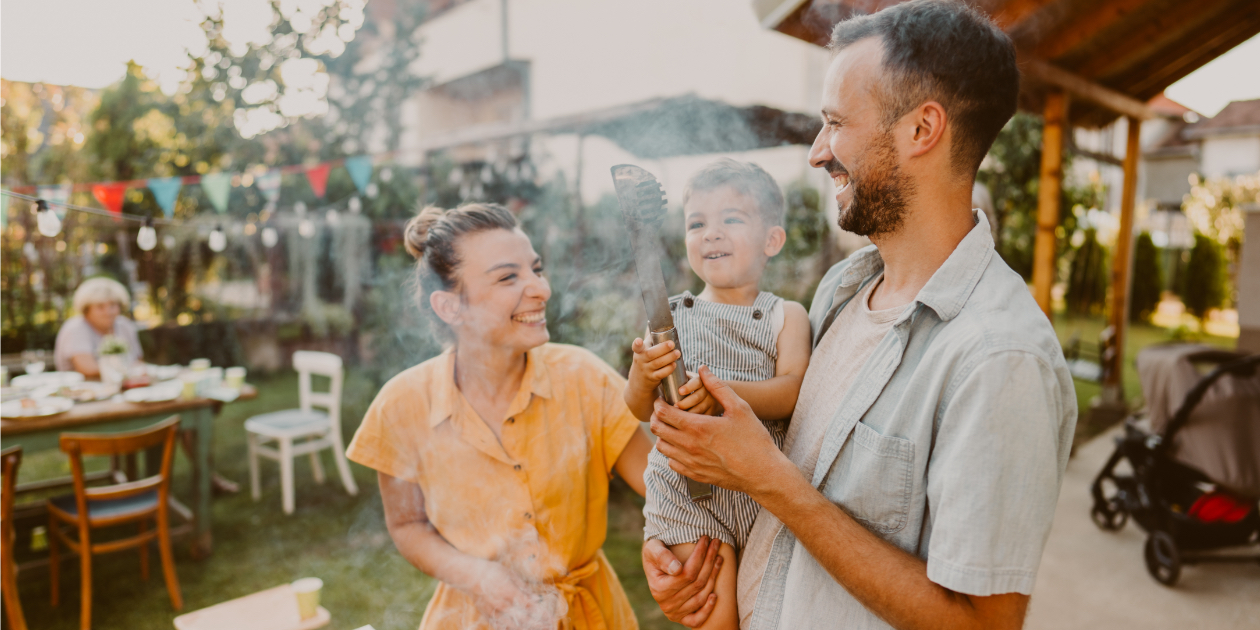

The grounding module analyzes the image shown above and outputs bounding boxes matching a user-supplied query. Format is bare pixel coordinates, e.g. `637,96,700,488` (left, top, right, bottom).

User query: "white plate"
11,371,84,389
59,382,119,402
1,396,75,419
145,364,184,382
123,383,181,403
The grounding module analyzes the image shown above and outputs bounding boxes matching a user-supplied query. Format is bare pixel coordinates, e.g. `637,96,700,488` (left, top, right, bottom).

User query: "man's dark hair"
829,0,1019,176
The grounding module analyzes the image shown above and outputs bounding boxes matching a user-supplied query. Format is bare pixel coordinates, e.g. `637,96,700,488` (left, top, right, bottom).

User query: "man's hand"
651,366,786,496
642,537,722,626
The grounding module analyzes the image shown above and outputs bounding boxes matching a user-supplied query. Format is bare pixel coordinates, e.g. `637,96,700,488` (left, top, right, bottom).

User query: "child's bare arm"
625,337,683,422
726,301,811,421
667,542,739,630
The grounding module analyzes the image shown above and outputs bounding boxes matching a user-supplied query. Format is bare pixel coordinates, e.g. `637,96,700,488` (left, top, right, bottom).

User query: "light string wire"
1,188,360,232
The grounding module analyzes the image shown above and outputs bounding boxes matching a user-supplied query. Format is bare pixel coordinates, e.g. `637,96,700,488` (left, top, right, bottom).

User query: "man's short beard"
836,127,914,238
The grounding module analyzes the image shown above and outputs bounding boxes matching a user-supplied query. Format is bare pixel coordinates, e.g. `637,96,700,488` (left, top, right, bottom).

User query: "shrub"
1128,231,1163,323
1183,232,1227,322
1066,229,1108,316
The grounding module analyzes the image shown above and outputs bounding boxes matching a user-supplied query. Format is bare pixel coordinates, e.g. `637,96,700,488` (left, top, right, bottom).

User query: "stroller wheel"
1144,531,1181,586
1091,501,1128,531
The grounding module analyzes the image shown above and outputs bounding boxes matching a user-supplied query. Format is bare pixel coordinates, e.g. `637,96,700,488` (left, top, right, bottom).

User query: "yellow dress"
347,343,641,630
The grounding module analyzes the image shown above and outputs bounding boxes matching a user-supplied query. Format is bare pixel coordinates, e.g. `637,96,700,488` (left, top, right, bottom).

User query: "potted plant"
97,335,129,385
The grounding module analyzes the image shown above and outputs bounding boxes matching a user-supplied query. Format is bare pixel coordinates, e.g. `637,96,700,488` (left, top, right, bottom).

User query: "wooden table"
173,584,330,630
0,385,256,558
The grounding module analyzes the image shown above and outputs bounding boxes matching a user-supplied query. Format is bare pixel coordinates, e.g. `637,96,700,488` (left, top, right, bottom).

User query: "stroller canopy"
1136,344,1260,498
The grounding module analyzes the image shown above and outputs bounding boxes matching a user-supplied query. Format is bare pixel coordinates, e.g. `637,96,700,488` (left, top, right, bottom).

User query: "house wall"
1143,154,1197,207
1200,135,1260,178
1238,207,1260,353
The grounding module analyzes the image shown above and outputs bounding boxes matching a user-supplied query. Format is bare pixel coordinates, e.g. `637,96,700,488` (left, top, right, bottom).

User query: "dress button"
513,464,522,471
524,512,532,520
506,417,515,424
752,309,763,320
683,297,694,308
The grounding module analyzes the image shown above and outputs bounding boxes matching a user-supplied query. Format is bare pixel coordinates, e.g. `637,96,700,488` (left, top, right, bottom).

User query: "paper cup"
292,577,322,620
225,367,247,390
180,376,199,400
189,358,211,372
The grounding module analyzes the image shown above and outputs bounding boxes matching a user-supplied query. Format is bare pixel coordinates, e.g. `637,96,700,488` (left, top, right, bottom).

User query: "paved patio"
1026,425,1260,629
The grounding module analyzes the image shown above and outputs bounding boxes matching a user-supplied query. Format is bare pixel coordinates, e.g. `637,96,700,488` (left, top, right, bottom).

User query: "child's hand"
676,369,722,416
629,336,682,393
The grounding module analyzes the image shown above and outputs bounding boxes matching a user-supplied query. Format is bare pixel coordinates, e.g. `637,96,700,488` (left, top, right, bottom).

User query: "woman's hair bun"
404,206,447,260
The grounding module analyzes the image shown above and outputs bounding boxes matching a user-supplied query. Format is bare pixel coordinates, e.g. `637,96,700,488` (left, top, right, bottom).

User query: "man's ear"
906,100,948,159
430,290,462,326
764,225,787,257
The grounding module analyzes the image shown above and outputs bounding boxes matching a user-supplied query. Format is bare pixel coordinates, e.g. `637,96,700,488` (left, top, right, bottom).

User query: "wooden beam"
1032,0,1151,61
1120,15,1260,98
1102,117,1142,403
1022,59,1156,120
1071,0,1235,79
1032,91,1067,319
991,0,1059,30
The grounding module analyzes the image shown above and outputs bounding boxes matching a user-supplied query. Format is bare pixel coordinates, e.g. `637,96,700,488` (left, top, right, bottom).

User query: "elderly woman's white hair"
72,277,130,315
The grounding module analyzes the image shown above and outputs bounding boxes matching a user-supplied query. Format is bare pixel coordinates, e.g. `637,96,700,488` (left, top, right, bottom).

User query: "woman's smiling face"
439,228,551,353
684,186,782,290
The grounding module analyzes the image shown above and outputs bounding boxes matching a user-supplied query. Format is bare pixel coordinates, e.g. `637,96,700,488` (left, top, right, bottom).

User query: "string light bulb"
365,182,379,199
262,226,279,248
298,219,315,238
136,218,157,251
294,201,307,215
326,209,339,225
35,200,62,237
208,224,227,252
380,167,393,183
348,197,361,213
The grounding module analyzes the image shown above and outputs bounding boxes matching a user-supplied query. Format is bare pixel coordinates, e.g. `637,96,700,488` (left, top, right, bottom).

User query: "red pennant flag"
305,163,331,199
92,183,128,221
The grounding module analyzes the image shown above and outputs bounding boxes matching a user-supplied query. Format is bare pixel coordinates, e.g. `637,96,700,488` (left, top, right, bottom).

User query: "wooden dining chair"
2,445,28,630
48,416,184,630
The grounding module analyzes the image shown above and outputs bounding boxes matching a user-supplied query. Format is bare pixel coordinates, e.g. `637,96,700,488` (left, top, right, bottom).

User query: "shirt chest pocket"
821,421,915,535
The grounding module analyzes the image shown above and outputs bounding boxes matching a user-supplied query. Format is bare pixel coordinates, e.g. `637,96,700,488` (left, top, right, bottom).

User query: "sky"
1,0,1258,117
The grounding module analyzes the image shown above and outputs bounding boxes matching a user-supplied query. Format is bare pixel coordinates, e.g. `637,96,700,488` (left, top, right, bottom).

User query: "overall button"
683,297,694,308
752,309,763,320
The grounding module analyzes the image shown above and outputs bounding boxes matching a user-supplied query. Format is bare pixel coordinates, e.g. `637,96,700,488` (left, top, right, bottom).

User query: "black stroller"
1091,344,1260,586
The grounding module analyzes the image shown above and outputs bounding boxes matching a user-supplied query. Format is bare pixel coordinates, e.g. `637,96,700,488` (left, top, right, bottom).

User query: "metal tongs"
611,164,712,502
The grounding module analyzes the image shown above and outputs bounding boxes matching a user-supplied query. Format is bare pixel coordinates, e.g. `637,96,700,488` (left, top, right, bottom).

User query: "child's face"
683,186,785,290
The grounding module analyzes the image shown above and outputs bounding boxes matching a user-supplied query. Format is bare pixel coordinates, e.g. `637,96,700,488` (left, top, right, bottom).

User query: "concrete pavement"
1026,426,1260,630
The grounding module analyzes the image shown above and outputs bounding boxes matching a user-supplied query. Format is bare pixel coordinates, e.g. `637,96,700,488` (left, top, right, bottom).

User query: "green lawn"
8,314,1235,629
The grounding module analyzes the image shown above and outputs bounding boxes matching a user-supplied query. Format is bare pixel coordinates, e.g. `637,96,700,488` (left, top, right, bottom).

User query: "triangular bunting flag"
305,163,331,199
37,184,71,218
147,177,183,218
92,183,128,220
256,170,282,204
344,155,373,193
201,172,233,213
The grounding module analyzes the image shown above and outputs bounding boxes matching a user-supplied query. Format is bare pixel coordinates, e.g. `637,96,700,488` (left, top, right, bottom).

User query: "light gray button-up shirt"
747,211,1077,629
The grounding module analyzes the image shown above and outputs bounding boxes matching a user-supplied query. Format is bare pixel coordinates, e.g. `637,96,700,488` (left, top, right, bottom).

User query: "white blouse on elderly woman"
53,315,144,372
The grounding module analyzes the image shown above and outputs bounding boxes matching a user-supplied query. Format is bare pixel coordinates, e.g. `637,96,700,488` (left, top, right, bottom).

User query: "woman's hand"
469,560,537,622
676,371,721,416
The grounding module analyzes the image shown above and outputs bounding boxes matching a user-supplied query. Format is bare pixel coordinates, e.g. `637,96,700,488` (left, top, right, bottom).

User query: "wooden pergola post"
1032,91,1068,319
1101,116,1142,405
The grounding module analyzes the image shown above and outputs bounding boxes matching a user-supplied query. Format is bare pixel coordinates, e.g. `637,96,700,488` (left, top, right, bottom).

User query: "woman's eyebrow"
486,262,520,274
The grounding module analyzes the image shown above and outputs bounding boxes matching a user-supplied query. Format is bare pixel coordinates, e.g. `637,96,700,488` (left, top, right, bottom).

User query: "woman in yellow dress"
347,203,654,629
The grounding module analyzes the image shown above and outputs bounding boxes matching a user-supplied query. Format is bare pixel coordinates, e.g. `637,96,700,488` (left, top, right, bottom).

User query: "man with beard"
641,2,1076,629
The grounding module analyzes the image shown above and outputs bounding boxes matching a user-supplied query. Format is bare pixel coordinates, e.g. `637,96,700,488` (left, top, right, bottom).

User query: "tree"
1183,233,1227,323
1065,228,1108,316
978,112,1104,280
1128,231,1163,323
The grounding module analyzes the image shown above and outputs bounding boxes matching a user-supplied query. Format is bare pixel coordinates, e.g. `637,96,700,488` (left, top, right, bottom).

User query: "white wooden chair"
246,351,358,514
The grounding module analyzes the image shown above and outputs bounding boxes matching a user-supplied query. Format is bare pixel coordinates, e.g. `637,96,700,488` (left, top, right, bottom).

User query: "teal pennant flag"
201,173,233,213
147,177,183,218
256,170,282,204
344,155,373,193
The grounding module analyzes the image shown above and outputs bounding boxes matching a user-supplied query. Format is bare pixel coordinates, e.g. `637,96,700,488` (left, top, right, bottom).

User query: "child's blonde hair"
681,159,786,227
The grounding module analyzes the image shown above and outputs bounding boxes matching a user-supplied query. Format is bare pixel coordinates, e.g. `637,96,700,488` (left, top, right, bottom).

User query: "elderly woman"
53,277,143,377
347,203,653,629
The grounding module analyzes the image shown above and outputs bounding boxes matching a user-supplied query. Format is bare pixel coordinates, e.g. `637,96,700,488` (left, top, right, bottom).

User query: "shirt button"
513,464,522,471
